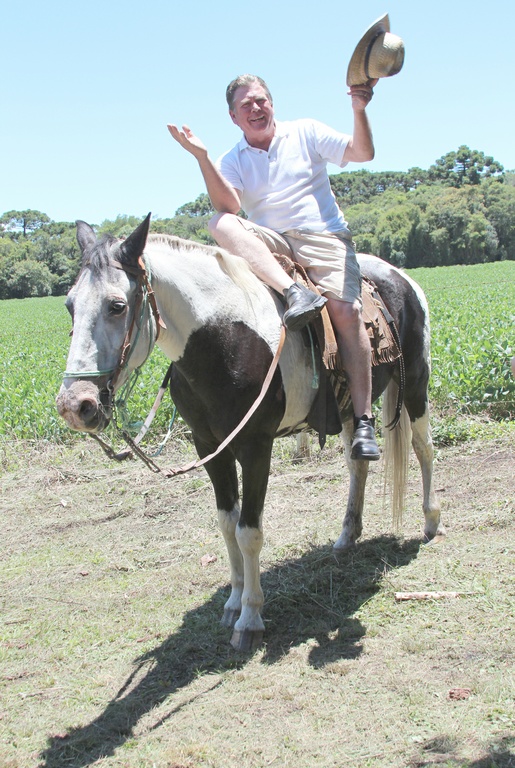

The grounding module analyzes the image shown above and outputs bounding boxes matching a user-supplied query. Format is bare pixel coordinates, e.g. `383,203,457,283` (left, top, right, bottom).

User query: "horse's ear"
119,213,151,266
76,220,97,255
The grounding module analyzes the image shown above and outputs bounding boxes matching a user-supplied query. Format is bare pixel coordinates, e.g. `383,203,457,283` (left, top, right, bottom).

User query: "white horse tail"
382,379,411,531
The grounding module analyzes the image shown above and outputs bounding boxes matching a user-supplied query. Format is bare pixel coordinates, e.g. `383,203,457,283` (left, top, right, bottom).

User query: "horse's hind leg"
334,417,369,550
199,448,243,627
411,408,446,541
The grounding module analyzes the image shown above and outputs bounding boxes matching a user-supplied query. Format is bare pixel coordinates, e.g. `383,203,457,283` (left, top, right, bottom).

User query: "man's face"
229,83,275,149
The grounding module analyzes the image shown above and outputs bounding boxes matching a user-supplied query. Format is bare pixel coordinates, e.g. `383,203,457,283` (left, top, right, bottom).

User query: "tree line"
1,146,513,299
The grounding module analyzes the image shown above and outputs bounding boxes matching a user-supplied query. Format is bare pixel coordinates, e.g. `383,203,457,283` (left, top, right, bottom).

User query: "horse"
56,214,445,651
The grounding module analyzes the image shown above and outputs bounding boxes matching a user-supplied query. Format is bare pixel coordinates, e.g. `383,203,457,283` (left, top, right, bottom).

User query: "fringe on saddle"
274,252,405,446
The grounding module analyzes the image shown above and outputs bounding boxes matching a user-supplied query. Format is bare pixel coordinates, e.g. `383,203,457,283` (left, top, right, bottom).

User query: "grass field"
1,429,514,767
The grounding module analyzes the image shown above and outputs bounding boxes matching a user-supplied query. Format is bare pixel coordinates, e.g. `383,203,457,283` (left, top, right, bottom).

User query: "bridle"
63,254,165,409
107,255,165,394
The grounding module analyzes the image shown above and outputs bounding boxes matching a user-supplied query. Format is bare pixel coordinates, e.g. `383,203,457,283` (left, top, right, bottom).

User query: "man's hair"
225,74,273,110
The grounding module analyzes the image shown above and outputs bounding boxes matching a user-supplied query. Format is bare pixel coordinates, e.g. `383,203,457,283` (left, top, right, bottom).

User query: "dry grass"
0,427,514,768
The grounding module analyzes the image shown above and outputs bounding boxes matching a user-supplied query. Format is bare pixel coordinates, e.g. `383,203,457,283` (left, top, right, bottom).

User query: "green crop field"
0,261,513,443
411,261,514,418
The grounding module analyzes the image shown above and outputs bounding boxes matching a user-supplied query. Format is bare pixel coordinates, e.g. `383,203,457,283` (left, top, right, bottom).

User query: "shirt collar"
238,120,289,152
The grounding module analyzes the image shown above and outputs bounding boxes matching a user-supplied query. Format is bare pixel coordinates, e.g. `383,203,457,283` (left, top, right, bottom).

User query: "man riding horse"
168,16,404,463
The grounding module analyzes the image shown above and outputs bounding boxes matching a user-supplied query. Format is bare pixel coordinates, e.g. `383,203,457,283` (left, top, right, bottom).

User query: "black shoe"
350,415,380,461
282,283,327,332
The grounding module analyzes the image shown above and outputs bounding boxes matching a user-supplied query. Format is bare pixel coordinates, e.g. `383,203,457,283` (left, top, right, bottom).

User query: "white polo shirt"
216,119,351,235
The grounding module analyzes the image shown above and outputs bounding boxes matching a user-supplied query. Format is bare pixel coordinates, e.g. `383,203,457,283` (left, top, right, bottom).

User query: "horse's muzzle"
56,380,112,433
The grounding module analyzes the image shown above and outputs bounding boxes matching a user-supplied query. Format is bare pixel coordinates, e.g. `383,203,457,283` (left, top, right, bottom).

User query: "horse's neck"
146,244,283,361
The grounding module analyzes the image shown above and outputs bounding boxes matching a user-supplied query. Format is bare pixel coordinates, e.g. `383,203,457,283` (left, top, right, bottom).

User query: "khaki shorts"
237,219,362,305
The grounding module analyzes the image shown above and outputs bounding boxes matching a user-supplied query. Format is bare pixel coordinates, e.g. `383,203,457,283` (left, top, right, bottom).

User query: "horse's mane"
147,233,265,297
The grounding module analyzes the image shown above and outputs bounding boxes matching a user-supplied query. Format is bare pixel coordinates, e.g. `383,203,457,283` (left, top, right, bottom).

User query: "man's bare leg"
209,212,292,292
326,297,379,460
209,212,326,330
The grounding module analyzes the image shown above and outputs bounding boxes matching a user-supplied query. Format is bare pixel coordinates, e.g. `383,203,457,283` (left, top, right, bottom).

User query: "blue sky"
2,0,514,225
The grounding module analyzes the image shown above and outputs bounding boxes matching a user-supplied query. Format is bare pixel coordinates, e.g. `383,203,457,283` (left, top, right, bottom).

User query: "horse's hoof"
333,543,356,553
333,537,357,552
424,524,447,544
221,609,240,628
230,628,264,652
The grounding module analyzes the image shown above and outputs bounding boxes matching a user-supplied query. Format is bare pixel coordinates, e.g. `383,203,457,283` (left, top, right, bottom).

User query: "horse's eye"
109,300,127,316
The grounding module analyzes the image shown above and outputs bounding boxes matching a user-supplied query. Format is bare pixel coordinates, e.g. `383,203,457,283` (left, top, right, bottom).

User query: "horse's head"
56,214,156,433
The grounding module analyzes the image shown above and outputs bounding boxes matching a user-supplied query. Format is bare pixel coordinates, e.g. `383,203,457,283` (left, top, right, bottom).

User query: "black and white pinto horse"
56,215,444,650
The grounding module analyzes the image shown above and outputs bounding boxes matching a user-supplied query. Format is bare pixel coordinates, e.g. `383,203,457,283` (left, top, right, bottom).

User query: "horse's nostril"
79,398,98,425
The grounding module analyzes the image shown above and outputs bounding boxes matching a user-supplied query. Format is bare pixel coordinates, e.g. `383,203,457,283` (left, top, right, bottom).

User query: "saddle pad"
273,252,402,371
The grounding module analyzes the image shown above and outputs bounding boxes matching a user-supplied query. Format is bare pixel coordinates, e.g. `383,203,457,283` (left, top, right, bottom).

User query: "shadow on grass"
412,734,515,767
39,535,420,768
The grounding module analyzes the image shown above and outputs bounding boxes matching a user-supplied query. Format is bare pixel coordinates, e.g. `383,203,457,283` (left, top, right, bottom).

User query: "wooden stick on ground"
394,591,478,601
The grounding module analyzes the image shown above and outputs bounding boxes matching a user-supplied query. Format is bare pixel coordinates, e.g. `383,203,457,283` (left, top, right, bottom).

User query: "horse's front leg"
333,417,370,550
198,448,243,627
230,434,274,652
231,523,264,651
218,505,244,627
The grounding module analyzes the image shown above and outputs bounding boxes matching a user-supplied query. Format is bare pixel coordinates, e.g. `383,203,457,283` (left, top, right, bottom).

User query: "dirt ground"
1,426,514,768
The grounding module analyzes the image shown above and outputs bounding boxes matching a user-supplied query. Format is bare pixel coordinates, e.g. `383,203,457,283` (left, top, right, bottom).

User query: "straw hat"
346,14,405,87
